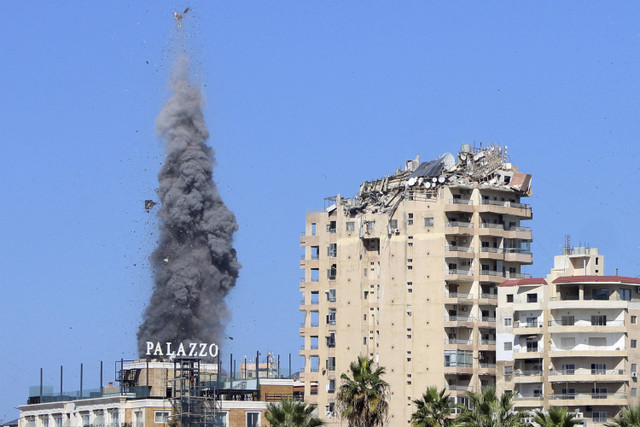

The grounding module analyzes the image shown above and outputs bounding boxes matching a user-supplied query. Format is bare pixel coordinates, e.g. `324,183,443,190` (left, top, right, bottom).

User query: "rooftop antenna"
564,235,571,255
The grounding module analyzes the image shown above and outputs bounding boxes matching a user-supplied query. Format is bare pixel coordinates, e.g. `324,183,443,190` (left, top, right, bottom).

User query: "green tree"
337,356,389,427
265,398,325,427
456,388,527,427
605,405,640,427
410,386,456,427
533,407,581,427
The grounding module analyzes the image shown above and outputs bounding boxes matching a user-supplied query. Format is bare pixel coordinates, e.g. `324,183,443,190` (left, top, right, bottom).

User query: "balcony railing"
513,394,543,401
479,317,496,323
513,346,541,353
550,345,625,352
445,245,473,252
479,247,503,254
449,198,472,205
481,200,531,210
445,292,473,299
505,226,531,232
444,362,473,368
505,248,532,254
445,384,473,391
444,338,474,345
444,315,474,322
447,269,473,276
480,223,504,230
446,221,472,228
481,270,504,277
550,392,627,400
480,293,498,299
479,339,496,346
513,320,542,328
479,363,496,369
549,368,625,376
514,369,543,376
548,320,624,327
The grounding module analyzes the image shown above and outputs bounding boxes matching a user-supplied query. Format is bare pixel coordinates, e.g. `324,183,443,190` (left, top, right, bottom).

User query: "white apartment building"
497,247,640,425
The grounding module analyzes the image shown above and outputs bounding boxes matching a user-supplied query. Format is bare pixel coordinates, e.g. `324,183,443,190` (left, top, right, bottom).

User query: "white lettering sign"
145,341,219,358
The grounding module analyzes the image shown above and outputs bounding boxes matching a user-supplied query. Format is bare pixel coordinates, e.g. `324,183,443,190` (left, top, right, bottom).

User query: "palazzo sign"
145,341,219,358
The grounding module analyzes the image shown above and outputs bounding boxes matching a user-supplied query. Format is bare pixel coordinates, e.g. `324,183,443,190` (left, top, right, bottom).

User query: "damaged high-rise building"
299,144,533,424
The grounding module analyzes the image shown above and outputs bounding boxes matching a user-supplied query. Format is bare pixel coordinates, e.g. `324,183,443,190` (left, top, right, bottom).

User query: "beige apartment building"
299,144,533,424
497,247,640,425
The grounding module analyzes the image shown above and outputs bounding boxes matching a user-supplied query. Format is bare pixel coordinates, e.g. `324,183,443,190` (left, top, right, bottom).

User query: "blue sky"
2,1,640,420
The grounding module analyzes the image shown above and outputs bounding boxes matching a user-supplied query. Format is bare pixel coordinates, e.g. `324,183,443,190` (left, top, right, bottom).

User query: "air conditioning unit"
394,228,400,234
632,372,638,378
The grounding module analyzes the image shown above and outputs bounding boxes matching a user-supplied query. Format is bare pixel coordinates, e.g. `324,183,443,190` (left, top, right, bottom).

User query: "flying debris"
183,7,190,14
173,11,183,27
144,200,157,210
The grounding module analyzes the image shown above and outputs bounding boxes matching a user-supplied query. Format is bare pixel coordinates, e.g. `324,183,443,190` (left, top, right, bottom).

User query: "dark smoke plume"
137,56,240,357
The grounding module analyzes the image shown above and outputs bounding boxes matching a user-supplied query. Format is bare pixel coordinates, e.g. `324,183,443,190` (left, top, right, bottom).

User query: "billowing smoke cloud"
137,56,241,357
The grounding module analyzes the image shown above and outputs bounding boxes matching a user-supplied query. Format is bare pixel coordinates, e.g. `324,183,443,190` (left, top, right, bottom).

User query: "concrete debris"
144,200,157,210
341,143,531,217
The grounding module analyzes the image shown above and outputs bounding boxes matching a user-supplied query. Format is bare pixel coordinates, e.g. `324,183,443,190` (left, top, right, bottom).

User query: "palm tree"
265,398,325,427
410,386,456,427
533,406,581,427
337,356,389,427
456,387,527,427
605,405,640,427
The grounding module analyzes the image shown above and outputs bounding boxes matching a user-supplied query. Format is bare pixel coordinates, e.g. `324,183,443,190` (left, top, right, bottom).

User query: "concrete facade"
299,144,533,424
497,247,640,425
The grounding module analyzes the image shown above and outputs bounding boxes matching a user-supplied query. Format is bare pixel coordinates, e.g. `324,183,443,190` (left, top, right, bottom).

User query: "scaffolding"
170,357,221,427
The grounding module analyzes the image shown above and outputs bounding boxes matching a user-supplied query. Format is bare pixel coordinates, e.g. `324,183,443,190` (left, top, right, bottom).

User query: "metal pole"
244,356,247,379
289,353,292,379
40,368,43,401
80,363,83,398
229,353,233,383
256,351,260,382
277,355,281,378
100,361,103,390
60,365,63,397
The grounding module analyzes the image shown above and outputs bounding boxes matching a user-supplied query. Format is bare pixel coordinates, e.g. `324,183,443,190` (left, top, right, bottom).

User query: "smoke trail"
137,55,241,357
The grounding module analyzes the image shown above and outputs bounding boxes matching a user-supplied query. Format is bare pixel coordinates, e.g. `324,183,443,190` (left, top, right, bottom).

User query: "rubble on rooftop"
339,143,531,216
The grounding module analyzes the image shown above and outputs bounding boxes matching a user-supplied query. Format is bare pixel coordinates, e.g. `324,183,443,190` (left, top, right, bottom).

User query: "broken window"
327,243,337,257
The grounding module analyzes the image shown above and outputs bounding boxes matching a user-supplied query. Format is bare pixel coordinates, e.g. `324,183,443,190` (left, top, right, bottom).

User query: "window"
504,342,512,351
310,269,319,282
592,387,608,399
632,339,638,348
504,365,513,376
326,356,336,370
593,288,610,300
561,315,575,326
389,219,398,229
327,309,336,325
632,316,637,324
591,363,606,374
408,213,414,225
41,417,49,427
328,379,336,393
633,388,637,397
328,243,337,257
213,412,228,427
327,221,336,233
326,332,336,348
621,289,631,301
424,217,434,227
633,363,638,374
81,414,90,427
506,294,513,303
562,363,575,375
246,412,260,427
55,417,62,427
591,315,607,326
327,289,336,302
310,291,319,305
504,317,512,327
154,412,170,424
311,223,317,236
527,293,538,303
366,221,375,231
133,411,144,427
346,222,355,232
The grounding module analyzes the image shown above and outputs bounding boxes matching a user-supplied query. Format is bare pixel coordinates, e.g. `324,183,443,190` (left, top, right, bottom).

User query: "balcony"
549,296,629,310
477,199,533,218
513,346,543,359
444,338,473,346
444,292,474,302
549,345,627,358
446,269,474,280
444,362,473,375
549,368,627,382
548,319,625,334
445,245,474,257
444,384,473,392
445,199,474,214
444,315,475,328
479,339,496,346
444,221,474,235
513,320,543,335
549,392,628,406
513,370,544,383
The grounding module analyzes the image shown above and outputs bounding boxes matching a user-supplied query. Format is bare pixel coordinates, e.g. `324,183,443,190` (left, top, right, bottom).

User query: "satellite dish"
425,182,431,189
438,176,445,183
418,177,424,185
432,177,437,183
441,153,456,170
407,177,417,186
460,153,467,161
